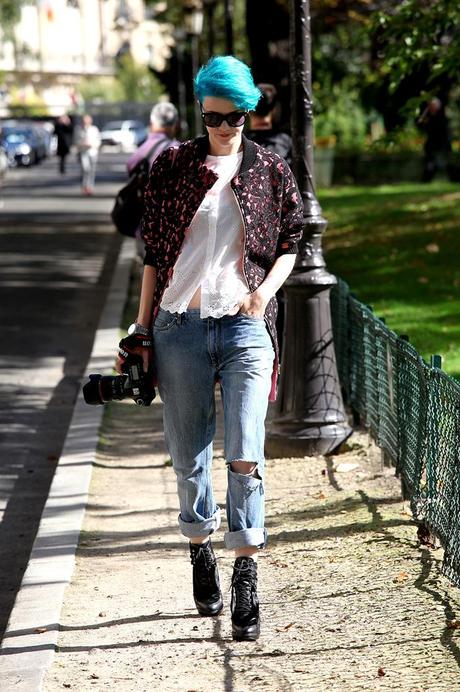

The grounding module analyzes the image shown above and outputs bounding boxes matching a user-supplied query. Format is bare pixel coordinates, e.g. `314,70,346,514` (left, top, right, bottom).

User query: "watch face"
127,323,136,335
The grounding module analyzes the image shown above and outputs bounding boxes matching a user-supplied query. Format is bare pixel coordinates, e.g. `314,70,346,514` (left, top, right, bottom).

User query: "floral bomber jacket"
140,134,304,400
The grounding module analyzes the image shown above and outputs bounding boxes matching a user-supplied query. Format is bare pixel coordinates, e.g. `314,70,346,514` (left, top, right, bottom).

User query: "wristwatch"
128,322,150,337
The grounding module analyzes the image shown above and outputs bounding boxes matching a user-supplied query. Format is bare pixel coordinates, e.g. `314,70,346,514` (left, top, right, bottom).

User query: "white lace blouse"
160,151,249,318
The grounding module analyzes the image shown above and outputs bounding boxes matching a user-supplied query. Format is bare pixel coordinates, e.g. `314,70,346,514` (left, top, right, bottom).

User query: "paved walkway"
1,250,459,690
40,393,460,689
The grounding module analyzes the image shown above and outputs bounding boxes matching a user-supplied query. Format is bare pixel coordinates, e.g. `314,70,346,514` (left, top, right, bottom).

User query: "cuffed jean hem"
224,527,267,550
178,507,221,538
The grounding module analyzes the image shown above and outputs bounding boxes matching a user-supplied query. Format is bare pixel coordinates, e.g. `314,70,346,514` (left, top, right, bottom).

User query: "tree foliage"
115,54,164,102
141,1,460,138
0,0,22,31
373,0,460,93
145,0,249,60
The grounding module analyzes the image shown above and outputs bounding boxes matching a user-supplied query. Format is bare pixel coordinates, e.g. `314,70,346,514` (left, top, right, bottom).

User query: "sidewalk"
40,398,460,688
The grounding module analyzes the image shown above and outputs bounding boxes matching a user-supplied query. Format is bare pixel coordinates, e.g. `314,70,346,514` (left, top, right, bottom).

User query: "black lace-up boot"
189,540,223,617
231,556,260,641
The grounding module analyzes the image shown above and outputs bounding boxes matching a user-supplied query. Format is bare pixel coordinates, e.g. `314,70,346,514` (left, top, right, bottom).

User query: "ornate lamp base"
265,276,352,459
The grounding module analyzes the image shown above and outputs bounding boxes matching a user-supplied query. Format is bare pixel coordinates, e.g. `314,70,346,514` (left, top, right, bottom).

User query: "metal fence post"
265,0,351,457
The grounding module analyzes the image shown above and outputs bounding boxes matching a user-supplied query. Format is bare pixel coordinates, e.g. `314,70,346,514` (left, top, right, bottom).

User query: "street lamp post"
224,0,234,54
174,28,189,140
265,0,351,457
203,0,218,58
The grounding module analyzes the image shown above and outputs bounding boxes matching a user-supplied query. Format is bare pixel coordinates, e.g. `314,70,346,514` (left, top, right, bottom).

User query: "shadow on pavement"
0,154,123,639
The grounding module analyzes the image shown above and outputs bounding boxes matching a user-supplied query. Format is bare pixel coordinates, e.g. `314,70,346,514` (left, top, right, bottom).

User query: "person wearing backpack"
127,102,179,177
111,102,179,244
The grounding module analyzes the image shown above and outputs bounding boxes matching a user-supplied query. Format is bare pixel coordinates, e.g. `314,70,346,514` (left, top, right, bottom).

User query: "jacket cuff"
276,239,299,256
143,248,157,266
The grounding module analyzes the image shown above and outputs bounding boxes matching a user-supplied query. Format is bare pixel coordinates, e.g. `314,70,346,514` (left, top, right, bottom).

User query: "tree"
370,0,459,128
115,54,164,103
0,0,23,35
374,0,459,93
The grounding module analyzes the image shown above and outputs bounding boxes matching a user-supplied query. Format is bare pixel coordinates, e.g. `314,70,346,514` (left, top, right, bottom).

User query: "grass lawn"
319,181,460,380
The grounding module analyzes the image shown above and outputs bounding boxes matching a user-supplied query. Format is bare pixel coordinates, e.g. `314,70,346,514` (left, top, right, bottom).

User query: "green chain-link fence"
331,278,460,587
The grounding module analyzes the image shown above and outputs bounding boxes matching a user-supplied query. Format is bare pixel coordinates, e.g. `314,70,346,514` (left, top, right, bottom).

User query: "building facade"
0,0,173,115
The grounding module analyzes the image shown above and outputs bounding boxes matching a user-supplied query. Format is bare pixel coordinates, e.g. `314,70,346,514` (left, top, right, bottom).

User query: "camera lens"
83,374,103,405
99,374,125,402
82,374,127,405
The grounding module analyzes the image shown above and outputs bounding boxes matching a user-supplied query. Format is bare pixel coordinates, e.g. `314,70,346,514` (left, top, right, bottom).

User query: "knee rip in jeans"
229,460,261,480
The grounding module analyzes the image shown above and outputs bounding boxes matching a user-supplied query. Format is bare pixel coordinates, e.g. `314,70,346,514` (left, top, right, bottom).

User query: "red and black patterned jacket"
140,134,304,400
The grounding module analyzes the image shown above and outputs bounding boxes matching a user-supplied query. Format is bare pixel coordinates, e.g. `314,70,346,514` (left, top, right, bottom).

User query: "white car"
100,120,147,151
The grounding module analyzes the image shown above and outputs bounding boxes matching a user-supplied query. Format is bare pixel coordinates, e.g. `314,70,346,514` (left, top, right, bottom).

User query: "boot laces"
190,543,216,586
232,558,257,614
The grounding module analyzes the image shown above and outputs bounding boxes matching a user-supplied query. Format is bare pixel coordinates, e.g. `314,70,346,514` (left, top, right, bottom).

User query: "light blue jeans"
79,150,98,190
153,308,274,549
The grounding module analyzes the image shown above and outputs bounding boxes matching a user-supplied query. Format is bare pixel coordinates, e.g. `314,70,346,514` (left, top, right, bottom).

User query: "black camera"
82,355,155,407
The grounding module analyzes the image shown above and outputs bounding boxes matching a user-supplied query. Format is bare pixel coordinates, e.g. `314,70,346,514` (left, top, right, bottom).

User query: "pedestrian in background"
54,113,74,175
246,83,292,166
126,102,180,258
75,114,101,195
127,102,180,175
419,97,452,183
116,56,303,642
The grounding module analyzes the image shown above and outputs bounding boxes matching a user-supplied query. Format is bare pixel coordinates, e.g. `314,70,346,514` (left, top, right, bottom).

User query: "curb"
0,237,136,690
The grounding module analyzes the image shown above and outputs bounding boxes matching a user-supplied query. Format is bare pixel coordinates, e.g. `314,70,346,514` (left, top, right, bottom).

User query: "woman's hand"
115,334,153,374
115,347,152,375
238,285,272,319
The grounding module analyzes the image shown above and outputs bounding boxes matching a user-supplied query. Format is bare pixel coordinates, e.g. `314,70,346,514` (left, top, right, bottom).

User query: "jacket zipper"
231,181,250,291
232,179,279,383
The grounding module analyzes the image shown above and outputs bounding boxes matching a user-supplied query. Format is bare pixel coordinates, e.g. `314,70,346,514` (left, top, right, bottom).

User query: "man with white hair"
127,101,180,175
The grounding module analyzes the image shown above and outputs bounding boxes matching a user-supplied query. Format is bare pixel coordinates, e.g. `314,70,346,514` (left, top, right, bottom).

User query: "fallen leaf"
294,666,307,673
393,571,409,583
90,673,99,679
314,491,326,500
35,627,47,634
275,622,294,632
378,667,385,677
63,685,71,689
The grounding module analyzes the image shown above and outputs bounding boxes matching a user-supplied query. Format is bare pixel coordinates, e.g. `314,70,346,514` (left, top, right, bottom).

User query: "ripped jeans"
153,308,274,549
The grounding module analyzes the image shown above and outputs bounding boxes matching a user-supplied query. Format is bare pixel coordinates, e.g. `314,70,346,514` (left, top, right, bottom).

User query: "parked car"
100,120,147,151
35,120,56,157
0,123,47,167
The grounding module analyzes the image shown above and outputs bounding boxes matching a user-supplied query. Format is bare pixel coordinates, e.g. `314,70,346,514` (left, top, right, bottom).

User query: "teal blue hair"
194,56,261,111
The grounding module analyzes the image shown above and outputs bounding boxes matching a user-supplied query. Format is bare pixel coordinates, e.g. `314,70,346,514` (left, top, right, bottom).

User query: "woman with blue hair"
116,56,303,641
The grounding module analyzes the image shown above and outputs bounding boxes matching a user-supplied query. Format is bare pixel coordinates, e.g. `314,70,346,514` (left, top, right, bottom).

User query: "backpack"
110,137,169,237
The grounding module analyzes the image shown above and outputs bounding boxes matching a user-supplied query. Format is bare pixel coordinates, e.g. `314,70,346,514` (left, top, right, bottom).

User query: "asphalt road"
0,149,128,638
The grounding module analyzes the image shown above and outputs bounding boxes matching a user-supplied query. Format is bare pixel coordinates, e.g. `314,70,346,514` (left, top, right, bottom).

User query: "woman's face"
201,96,245,155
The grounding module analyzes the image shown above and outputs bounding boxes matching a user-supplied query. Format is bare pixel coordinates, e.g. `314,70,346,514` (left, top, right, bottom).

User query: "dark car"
0,124,45,167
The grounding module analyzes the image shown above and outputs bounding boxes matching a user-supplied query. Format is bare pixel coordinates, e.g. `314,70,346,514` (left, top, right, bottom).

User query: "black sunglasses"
200,109,248,128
